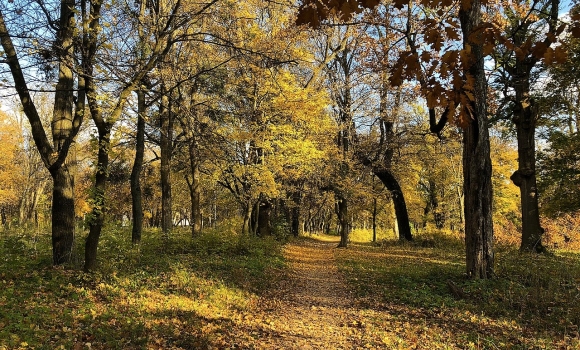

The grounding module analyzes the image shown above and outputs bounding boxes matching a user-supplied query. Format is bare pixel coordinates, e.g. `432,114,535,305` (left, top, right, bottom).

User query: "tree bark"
185,160,202,236
131,89,146,245
511,72,545,252
257,199,272,236
84,122,111,271
160,90,173,234
242,202,253,235
50,166,75,264
186,141,202,236
337,195,349,247
377,78,413,241
291,195,301,238
373,169,413,241
507,8,552,252
460,0,494,279
372,197,377,242
51,0,78,262
0,3,87,265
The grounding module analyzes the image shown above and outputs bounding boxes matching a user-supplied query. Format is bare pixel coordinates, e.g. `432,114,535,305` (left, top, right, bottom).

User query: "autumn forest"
1,0,580,348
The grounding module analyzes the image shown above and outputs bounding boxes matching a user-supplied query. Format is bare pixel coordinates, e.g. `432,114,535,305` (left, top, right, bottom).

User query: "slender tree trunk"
84,125,110,271
257,200,272,236
186,141,202,236
460,1,494,278
372,197,377,243
185,171,202,236
29,183,45,223
575,90,580,133
251,200,260,235
131,89,146,245
377,79,412,241
337,195,349,247
19,188,30,225
290,190,301,237
50,165,75,265
373,169,413,241
242,202,252,235
160,91,173,234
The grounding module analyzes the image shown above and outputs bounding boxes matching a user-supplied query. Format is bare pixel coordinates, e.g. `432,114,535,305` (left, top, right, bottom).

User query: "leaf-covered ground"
334,234,580,349
1,228,579,349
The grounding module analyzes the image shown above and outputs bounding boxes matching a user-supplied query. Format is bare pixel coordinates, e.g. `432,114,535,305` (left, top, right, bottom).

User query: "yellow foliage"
0,111,25,207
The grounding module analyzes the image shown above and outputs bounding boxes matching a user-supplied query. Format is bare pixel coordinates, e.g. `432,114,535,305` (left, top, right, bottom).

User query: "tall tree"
159,85,173,235
297,0,495,277
131,87,147,244
327,43,356,247
491,0,563,252
1,1,87,264
457,0,494,279
82,0,193,270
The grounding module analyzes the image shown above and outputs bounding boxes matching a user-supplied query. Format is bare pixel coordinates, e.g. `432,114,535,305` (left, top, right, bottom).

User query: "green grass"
334,233,580,349
0,224,285,349
3,224,580,349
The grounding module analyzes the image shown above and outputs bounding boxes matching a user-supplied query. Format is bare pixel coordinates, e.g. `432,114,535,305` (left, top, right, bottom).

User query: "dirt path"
242,236,379,349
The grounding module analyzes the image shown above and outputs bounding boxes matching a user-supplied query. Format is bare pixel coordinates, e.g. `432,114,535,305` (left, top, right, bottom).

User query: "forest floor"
221,234,580,349
1,228,580,349
224,235,376,349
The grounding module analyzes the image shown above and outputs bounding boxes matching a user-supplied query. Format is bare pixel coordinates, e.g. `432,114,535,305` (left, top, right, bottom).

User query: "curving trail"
228,236,381,349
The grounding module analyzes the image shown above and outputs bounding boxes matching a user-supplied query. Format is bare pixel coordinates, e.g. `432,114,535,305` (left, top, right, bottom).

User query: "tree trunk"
50,165,75,264
457,187,464,226
290,190,301,237
0,4,85,265
29,183,45,224
257,200,272,236
511,83,545,252
50,0,77,265
510,42,545,253
372,197,377,242
242,202,252,235
19,182,45,226
19,188,30,225
84,125,110,271
160,91,173,234
460,1,494,279
337,195,349,247
373,169,413,241
248,200,256,235
131,89,146,245
186,141,202,236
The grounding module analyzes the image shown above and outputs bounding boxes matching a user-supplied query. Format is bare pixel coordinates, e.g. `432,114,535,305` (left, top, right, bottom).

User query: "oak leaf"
296,6,321,27
554,45,567,64
445,26,461,41
572,25,580,38
531,41,548,57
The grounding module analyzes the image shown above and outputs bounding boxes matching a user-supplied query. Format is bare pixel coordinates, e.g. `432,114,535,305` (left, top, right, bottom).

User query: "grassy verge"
0,224,285,349
334,232,580,349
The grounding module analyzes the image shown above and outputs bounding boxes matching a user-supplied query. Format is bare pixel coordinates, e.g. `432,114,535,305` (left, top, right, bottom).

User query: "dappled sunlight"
334,242,580,349
2,228,579,349
381,253,464,266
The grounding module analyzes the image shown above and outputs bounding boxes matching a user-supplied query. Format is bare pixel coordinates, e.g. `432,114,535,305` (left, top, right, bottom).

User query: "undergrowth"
335,231,580,349
0,225,285,349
